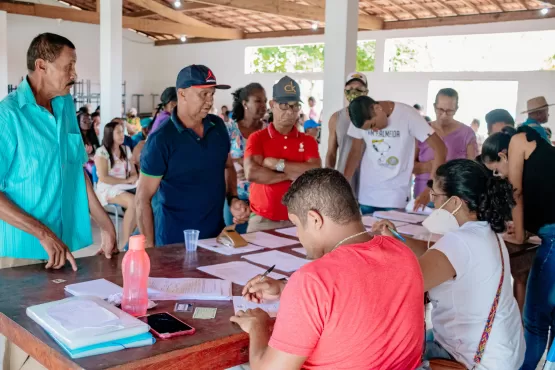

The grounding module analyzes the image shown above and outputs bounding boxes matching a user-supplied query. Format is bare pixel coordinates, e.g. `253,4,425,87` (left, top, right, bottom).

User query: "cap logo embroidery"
206,69,216,83
284,81,296,94
299,142,304,152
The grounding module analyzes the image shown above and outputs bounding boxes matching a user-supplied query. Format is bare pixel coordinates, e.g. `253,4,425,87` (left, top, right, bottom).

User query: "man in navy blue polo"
136,65,250,248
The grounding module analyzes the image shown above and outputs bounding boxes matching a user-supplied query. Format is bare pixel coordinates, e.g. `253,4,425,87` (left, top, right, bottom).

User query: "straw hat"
521,96,554,114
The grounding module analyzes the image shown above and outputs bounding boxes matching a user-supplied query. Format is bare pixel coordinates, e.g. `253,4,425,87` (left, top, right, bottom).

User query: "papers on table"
47,300,122,332
232,296,280,318
65,279,122,299
197,261,287,286
242,250,310,272
197,238,264,255
397,224,429,236
275,227,298,238
374,210,427,224
362,215,408,228
405,200,434,215
147,278,232,301
291,247,307,256
242,232,299,249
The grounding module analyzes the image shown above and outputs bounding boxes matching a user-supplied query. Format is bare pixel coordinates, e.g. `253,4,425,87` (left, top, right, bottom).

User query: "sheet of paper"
147,278,232,301
232,296,280,318
404,200,434,215
374,210,427,224
193,307,217,319
412,232,443,243
242,251,310,272
64,279,123,300
242,232,299,249
362,215,408,228
275,227,298,238
47,300,122,332
197,261,288,286
291,247,307,256
197,238,264,255
397,224,429,236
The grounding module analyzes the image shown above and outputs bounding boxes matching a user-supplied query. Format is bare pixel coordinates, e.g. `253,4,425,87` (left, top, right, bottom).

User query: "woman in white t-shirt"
375,159,525,369
94,121,138,245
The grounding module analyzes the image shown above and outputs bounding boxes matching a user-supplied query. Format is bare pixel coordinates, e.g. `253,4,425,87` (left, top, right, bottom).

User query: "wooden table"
0,229,538,370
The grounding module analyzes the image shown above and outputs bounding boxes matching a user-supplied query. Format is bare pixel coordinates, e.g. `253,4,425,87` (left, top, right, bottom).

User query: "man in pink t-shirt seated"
230,168,425,370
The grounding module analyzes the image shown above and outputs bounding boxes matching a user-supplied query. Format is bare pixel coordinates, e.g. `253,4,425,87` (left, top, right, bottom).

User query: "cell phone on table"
138,312,196,339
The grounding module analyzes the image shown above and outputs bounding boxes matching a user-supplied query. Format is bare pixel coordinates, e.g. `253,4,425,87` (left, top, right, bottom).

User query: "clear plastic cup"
183,229,200,252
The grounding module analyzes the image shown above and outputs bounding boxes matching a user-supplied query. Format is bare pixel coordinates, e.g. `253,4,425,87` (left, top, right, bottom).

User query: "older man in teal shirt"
0,33,117,270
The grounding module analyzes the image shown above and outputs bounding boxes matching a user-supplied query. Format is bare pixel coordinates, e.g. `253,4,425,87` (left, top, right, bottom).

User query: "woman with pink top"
413,88,477,199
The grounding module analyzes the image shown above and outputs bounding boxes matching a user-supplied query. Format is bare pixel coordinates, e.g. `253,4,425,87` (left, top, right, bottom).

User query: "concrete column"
0,11,8,101
100,0,122,139
320,0,358,160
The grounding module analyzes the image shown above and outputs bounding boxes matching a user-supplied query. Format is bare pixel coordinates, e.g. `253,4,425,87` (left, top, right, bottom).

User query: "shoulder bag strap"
472,233,505,367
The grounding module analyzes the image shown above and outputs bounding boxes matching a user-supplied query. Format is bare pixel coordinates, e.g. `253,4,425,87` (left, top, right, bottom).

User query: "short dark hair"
485,109,515,134
434,159,514,233
282,168,360,226
308,96,315,102
413,103,422,111
435,88,459,107
91,112,100,119
27,33,75,71
471,119,480,127
349,95,378,128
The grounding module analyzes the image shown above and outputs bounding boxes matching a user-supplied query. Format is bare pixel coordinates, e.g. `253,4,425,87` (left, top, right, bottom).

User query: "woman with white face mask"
374,159,525,369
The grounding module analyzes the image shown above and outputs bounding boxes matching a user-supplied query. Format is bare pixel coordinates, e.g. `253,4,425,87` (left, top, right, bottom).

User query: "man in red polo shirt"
244,76,321,233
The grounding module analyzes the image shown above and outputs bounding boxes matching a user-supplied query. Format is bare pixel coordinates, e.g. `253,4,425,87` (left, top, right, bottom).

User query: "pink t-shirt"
269,236,424,370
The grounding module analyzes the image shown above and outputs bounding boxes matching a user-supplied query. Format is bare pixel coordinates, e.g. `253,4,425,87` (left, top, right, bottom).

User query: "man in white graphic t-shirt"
344,96,446,215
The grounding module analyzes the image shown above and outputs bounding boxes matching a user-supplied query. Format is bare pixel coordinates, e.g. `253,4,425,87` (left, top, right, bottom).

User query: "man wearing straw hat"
521,96,553,142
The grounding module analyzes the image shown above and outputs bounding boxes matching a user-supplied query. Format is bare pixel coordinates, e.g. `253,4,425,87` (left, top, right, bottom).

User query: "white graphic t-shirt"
348,102,433,208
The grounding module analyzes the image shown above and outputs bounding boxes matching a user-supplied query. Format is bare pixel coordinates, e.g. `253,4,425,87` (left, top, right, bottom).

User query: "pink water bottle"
122,235,150,316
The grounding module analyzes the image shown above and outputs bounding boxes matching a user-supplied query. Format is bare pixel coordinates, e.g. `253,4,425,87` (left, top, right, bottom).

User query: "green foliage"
356,41,376,72
544,54,555,70
389,42,418,72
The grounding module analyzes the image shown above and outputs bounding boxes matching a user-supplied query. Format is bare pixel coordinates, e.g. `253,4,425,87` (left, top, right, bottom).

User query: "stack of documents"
198,261,287,285
232,296,280,318
197,238,264,255
374,210,427,224
242,250,310,272
147,277,232,301
242,232,299,249
26,296,153,359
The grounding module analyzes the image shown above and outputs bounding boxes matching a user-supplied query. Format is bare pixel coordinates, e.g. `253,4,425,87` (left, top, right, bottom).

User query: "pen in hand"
387,226,407,243
243,264,276,298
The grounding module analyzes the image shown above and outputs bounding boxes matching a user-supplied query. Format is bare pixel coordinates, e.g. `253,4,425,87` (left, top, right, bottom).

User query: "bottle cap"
129,235,146,251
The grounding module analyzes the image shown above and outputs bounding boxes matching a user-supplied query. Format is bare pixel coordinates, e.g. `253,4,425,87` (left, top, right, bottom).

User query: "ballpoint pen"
388,226,407,243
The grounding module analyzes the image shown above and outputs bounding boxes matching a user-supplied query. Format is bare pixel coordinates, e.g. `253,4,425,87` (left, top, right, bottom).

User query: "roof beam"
127,0,210,27
191,0,384,29
126,3,215,18
0,2,243,40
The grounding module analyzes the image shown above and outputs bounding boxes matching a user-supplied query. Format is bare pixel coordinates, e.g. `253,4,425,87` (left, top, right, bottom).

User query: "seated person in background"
413,88,477,200
150,87,177,134
485,108,515,135
94,121,138,245
78,111,100,176
374,159,525,369
303,119,320,142
91,111,101,136
231,168,425,370
345,95,446,214
244,76,321,233
126,107,141,135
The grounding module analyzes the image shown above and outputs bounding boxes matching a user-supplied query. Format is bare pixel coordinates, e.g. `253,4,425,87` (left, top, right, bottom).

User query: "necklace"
331,230,370,252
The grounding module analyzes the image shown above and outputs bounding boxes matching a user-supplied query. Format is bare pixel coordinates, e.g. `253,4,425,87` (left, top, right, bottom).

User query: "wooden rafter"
191,0,384,29
126,2,216,18
388,0,419,18
362,3,400,20
483,0,504,12
412,0,440,16
300,0,326,7
458,0,481,13
434,0,459,14
513,0,530,10
126,0,212,27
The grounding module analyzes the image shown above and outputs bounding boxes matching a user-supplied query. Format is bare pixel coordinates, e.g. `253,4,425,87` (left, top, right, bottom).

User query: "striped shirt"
0,78,93,259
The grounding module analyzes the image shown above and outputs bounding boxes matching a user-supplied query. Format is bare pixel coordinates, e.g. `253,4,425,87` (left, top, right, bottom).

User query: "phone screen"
139,313,193,334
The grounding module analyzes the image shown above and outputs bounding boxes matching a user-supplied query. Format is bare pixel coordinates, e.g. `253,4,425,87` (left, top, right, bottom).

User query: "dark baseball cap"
176,65,230,90
273,76,302,103
160,87,177,104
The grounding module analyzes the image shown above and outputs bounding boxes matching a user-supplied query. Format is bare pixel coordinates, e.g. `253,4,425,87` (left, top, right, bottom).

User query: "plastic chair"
545,342,555,369
91,165,122,242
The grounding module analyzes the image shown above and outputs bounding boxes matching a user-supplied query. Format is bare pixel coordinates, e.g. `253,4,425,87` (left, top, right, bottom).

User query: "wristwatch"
275,159,285,172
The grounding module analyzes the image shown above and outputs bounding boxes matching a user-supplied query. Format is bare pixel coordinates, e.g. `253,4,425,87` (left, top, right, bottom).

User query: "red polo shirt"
245,124,319,221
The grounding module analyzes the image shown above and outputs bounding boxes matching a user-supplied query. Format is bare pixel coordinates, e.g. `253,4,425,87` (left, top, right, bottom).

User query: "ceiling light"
180,35,187,42
311,22,318,30
174,0,182,8
541,8,549,15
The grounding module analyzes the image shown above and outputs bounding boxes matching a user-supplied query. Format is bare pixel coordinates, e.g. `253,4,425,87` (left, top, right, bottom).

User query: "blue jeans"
359,205,396,216
521,224,555,370
223,198,248,234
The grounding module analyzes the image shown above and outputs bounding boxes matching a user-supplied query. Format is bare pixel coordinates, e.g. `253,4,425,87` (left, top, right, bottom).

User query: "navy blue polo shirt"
140,110,230,245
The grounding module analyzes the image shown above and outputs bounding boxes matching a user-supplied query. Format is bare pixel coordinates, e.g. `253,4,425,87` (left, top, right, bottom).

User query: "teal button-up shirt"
0,78,93,259
522,118,550,142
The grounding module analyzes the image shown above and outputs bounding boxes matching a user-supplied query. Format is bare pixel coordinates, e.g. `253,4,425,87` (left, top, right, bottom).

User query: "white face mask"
422,197,462,235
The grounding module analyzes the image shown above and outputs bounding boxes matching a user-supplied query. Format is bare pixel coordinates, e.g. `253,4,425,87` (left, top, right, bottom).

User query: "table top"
0,228,538,370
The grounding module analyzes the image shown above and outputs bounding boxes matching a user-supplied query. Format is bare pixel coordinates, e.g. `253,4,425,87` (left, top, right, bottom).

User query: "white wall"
6,13,157,114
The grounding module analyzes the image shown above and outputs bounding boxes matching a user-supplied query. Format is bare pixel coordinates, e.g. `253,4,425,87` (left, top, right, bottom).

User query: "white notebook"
147,277,232,301
197,261,287,286
64,279,123,300
242,250,310,272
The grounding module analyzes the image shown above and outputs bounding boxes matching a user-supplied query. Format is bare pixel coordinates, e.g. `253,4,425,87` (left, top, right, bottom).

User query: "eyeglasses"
430,190,448,202
344,88,368,95
278,103,302,112
435,107,457,116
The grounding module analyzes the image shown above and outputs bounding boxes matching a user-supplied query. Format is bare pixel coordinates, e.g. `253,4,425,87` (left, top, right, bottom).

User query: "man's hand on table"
39,230,78,271
231,198,250,224
262,157,279,170
242,275,285,303
230,308,271,334
96,226,119,259
372,219,397,238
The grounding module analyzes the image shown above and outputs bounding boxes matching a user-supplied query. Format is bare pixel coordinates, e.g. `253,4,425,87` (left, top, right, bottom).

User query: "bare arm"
419,249,457,292
225,154,238,197
424,133,447,178
249,330,306,370
508,134,529,244
136,175,162,248
343,138,364,181
0,192,52,242
466,141,477,160
95,156,129,185
412,141,432,175
245,155,289,185
131,141,145,170
325,112,339,169
282,157,321,181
